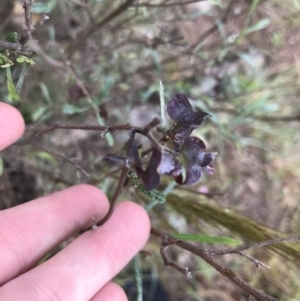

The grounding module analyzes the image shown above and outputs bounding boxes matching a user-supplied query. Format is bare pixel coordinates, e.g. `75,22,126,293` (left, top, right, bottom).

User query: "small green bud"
5,32,18,43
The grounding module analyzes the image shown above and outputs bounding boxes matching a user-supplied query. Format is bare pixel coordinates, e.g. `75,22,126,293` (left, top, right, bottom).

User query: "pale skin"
0,102,150,301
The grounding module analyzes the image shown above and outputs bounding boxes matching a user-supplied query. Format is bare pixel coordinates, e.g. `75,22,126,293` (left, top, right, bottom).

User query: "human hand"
0,102,150,301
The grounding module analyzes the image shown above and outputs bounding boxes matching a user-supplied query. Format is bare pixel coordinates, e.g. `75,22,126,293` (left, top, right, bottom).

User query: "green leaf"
0,53,14,68
243,19,271,35
39,83,52,103
5,32,18,43
0,157,3,176
6,67,19,101
31,0,57,13
16,57,25,63
172,233,241,245
35,151,56,162
32,106,49,121
159,80,166,131
16,56,35,65
1,63,13,68
62,104,90,115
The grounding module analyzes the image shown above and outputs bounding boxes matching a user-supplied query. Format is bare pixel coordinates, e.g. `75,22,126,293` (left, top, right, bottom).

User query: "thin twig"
237,251,271,269
136,117,163,151
14,124,117,146
29,142,90,177
28,40,64,68
160,235,192,278
131,0,207,8
97,162,130,226
59,49,94,104
111,10,139,30
20,0,33,46
212,234,300,255
151,227,280,301
191,0,236,52
0,41,36,58
84,0,96,25
87,0,135,36
68,0,135,55
13,119,162,148
0,41,21,52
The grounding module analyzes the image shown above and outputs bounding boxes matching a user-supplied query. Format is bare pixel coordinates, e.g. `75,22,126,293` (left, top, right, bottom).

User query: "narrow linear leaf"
32,106,49,121
172,233,241,245
159,80,166,131
31,0,57,13
39,83,52,103
62,104,90,115
244,19,271,35
0,157,3,176
35,151,57,162
6,67,19,101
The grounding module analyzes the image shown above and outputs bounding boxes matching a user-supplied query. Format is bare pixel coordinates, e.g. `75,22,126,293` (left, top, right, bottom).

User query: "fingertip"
118,201,151,242
0,184,110,285
68,184,110,210
106,201,151,253
50,184,110,226
0,102,25,150
90,282,127,301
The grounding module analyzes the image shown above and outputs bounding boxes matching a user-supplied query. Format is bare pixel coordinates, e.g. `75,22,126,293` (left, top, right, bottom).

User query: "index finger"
0,102,25,150
0,201,150,301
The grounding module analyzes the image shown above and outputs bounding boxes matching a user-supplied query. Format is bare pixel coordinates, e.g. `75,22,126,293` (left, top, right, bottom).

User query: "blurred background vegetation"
1,0,300,300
